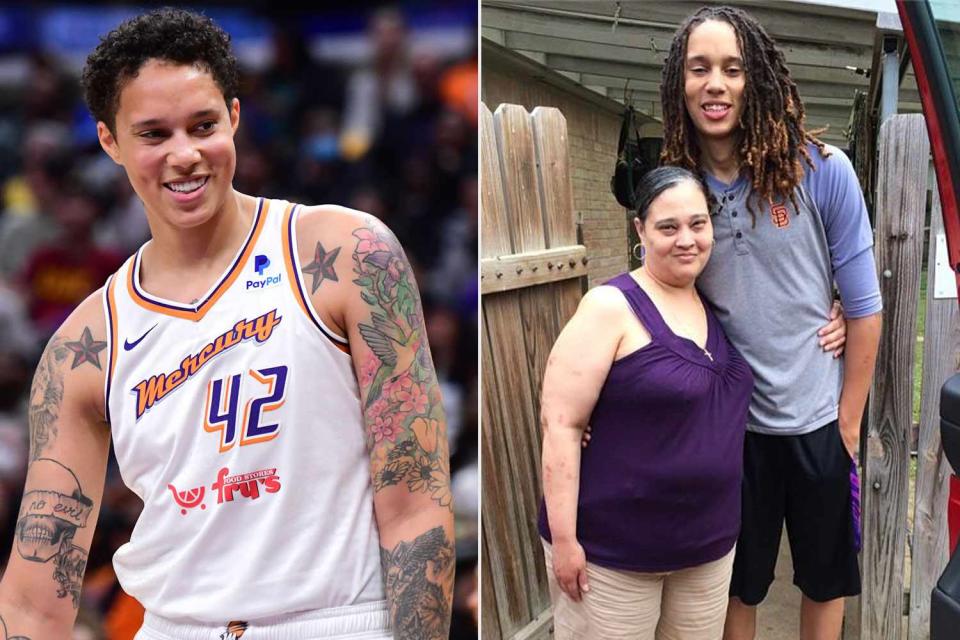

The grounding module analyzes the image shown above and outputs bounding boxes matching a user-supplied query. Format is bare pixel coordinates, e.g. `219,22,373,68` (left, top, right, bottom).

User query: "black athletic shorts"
728,420,861,605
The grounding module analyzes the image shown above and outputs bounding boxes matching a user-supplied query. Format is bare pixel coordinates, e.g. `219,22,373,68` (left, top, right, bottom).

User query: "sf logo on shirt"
770,202,790,228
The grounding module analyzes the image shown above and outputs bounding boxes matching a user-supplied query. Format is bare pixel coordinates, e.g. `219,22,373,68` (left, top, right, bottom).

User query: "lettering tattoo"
380,527,454,640
28,337,70,461
0,614,32,640
302,242,341,293
64,327,107,370
15,459,92,608
351,222,451,510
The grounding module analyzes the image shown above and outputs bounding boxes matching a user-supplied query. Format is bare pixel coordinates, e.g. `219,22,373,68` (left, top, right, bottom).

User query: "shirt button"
732,211,738,217
735,231,743,239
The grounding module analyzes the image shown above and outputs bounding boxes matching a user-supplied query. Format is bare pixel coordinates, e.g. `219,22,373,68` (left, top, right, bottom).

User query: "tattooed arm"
0,292,111,637
296,206,455,640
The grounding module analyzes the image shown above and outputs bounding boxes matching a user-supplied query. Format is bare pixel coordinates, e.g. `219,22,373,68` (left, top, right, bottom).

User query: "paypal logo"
254,254,270,276
247,254,281,290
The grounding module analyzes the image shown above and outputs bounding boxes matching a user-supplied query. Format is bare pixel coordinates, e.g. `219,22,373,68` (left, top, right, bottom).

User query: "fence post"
862,113,929,639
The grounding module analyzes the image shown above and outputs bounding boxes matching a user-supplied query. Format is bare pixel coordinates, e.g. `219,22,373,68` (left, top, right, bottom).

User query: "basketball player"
0,8,454,640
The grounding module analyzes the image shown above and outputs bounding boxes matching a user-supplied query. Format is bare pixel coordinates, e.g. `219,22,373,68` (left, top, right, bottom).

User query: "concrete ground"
753,532,803,639
757,529,880,640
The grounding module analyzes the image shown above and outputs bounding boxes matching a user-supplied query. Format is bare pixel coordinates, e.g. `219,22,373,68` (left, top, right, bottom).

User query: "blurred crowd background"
0,3,478,638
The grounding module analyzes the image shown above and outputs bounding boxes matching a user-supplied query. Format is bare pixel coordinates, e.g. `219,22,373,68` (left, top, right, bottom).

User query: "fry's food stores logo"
168,466,281,515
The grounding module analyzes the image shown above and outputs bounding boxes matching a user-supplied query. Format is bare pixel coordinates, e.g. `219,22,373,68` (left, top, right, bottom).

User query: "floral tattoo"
351,223,451,511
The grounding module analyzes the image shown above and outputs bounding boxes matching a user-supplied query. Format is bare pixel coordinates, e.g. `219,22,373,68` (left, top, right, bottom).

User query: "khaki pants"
543,541,735,640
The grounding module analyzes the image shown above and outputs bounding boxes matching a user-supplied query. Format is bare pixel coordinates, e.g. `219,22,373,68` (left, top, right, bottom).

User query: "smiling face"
683,19,746,144
635,179,713,287
96,59,240,230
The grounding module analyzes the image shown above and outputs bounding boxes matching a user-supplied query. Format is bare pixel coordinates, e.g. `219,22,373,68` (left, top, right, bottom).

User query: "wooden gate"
480,101,587,639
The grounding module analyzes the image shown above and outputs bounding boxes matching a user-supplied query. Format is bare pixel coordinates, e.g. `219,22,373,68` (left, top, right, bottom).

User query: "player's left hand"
818,301,846,358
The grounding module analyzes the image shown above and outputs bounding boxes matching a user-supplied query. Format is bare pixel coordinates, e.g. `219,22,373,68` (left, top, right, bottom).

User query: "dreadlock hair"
659,5,829,225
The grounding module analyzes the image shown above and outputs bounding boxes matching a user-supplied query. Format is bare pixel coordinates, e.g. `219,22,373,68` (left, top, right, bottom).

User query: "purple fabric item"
539,273,755,572
850,460,861,551
834,248,882,318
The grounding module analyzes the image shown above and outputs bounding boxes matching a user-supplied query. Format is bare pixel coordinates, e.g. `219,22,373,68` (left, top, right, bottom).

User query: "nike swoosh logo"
124,324,158,351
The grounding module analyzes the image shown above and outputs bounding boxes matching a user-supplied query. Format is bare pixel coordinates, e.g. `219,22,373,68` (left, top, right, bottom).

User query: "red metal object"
897,0,960,306
951,476,960,555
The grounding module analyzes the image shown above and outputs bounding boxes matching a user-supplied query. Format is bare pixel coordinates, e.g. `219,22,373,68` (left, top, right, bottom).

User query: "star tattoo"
64,327,107,370
303,242,341,293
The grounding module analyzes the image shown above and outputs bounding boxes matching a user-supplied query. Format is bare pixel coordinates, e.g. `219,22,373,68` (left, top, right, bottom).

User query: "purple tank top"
539,273,755,572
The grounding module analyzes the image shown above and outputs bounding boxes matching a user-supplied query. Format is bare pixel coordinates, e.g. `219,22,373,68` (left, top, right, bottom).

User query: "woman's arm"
541,286,635,601
0,293,111,637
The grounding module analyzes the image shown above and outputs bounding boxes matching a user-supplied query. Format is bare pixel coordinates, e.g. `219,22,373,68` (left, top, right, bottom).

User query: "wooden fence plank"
481,532,503,640
862,114,929,640
498,104,561,616
512,607,554,640
481,100,539,634
910,185,958,640
488,291,552,609
482,103,511,259
495,103,546,253
531,107,577,248
481,304,537,634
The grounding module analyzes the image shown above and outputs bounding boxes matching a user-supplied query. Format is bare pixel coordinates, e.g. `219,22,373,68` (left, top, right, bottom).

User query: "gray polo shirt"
697,144,882,435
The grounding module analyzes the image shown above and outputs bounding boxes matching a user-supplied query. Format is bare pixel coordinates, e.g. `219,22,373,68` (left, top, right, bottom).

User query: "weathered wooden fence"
859,113,957,640
480,101,586,639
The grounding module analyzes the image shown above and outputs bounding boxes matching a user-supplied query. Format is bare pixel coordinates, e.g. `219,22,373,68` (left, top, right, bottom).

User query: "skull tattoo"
15,458,93,606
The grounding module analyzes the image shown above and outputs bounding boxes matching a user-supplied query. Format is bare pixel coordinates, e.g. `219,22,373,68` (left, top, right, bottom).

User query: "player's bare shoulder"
293,204,405,331
31,289,111,459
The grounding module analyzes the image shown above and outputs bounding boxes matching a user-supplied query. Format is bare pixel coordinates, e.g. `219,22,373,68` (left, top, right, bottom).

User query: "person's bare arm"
540,286,629,602
838,312,882,458
297,207,454,640
0,293,111,637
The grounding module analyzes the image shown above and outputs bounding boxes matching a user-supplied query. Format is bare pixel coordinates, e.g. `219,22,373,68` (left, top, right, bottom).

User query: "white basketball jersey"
102,198,384,622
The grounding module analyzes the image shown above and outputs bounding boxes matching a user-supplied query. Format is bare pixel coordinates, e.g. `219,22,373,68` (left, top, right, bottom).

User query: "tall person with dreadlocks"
656,6,882,640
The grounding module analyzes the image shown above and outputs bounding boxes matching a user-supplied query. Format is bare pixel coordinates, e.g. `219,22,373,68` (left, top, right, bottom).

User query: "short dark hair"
633,166,706,223
81,7,240,134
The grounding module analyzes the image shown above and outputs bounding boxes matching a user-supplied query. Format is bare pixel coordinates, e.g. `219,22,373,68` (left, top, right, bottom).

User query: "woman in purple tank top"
538,166,755,639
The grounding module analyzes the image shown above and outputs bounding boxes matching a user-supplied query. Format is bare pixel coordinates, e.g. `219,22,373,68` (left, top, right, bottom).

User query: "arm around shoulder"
0,291,112,637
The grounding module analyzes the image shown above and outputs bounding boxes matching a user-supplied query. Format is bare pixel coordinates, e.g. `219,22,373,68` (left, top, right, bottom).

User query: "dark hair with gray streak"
632,166,707,223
